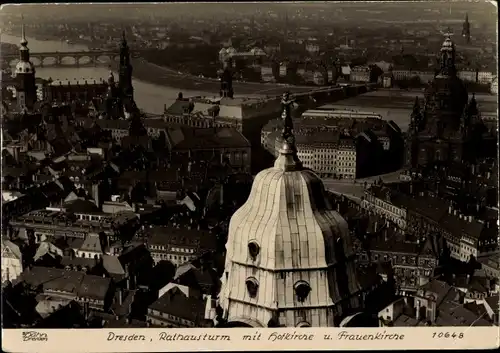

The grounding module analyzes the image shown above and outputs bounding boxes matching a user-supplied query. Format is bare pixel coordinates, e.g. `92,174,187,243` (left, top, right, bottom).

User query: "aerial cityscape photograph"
0,1,498,330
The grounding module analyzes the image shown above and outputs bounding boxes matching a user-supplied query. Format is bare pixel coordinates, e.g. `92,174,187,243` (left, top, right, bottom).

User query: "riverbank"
3,30,318,97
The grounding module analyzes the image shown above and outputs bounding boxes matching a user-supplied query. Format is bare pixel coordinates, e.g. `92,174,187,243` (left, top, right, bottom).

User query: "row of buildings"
261,108,404,179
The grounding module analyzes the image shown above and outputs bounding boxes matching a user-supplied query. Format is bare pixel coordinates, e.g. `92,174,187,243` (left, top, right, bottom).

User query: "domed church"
217,93,362,328
405,33,492,167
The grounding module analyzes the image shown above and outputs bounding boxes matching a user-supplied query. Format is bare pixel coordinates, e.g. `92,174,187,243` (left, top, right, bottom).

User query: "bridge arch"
60,56,78,65
30,57,41,66
96,55,113,64
41,56,56,66
77,55,93,66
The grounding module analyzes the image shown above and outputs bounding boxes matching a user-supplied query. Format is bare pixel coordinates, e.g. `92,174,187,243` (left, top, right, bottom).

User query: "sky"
0,1,497,23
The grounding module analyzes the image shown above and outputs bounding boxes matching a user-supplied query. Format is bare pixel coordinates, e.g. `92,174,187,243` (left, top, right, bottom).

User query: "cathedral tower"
15,21,37,111
118,31,134,100
462,13,471,44
217,93,362,328
220,58,234,99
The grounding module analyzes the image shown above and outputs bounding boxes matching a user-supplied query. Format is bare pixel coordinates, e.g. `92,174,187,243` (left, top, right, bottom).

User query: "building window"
245,277,259,298
294,280,311,302
248,241,260,260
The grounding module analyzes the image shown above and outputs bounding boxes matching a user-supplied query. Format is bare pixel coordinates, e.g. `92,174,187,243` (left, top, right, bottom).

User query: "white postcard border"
2,327,500,352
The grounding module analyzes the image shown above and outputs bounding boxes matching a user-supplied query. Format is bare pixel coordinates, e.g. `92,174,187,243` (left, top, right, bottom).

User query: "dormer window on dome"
294,281,311,302
296,321,311,327
248,241,260,260
245,277,259,298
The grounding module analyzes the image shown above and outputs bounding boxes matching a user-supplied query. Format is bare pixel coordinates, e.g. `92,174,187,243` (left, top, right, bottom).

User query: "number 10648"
432,332,464,339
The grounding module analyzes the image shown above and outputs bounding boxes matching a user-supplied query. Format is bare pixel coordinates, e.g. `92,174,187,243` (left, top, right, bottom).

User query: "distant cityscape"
1,2,498,330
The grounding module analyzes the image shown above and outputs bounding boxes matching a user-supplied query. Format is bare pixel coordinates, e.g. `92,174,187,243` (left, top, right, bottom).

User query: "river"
1,33,214,114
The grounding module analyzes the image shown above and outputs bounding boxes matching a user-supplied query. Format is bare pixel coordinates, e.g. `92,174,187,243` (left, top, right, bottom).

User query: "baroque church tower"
15,21,37,111
220,57,234,99
462,13,471,44
404,33,491,168
217,93,362,328
118,31,134,100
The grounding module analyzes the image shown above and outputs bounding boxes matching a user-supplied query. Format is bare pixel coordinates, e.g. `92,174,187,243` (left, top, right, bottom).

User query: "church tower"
408,34,470,167
405,96,422,169
118,31,134,100
220,58,234,99
462,13,471,44
217,93,362,328
15,21,37,111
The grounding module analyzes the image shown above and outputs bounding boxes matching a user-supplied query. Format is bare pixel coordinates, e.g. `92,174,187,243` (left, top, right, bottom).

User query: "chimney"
126,277,130,290
448,205,452,214
119,289,123,305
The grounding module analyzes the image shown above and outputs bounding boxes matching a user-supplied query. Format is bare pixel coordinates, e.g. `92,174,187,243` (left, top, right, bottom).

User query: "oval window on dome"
248,241,260,260
294,281,311,302
296,321,311,327
245,277,259,298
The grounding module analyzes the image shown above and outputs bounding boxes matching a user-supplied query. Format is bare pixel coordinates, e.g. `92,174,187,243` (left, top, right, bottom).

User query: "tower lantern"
14,18,37,111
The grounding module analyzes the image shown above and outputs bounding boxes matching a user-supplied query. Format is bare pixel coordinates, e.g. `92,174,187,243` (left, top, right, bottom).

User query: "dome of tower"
15,60,35,75
441,36,454,51
227,141,353,270
425,34,467,117
218,96,361,328
219,48,228,56
226,47,237,56
15,24,35,75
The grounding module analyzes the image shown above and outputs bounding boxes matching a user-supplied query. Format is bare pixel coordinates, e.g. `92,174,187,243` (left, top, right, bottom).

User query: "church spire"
220,58,234,98
19,16,30,62
466,93,478,117
462,13,471,44
438,31,456,76
20,18,28,47
121,30,127,47
274,92,302,171
410,96,422,131
118,31,134,99
15,14,37,111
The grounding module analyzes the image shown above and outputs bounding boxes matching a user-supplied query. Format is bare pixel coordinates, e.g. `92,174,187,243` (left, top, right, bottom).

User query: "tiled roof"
34,241,64,261
102,254,125,275
168,127,250,150
2,239,22,260
61,256,96,269
64,199,100,214
16,266,111,301
149,286,205,322
146,226,216,252
79,234,103,253
77,275,111,300
485,295,499,312
435,301,491,326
